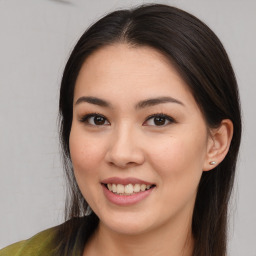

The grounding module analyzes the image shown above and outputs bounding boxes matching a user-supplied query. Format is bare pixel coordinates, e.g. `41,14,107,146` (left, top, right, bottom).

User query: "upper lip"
101,177,153,185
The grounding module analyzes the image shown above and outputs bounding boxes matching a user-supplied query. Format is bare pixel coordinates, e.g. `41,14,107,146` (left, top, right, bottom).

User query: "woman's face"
69,43,211,235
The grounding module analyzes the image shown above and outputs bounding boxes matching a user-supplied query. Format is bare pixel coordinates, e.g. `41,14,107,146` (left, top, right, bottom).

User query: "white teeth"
112,184,117,193
134,184,140,193
116,184,125,194
106,183,153,195
125,184,133,194
140,184,146,191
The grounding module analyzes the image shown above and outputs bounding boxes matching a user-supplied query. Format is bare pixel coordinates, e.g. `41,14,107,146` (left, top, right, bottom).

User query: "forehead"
74,43,196,108
77,43,177,82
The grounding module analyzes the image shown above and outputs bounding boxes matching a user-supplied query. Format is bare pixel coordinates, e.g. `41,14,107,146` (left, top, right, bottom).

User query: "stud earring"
209,161,217,165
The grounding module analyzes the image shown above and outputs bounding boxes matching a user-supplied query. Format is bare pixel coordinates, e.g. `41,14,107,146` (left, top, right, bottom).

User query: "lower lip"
102,184,154,206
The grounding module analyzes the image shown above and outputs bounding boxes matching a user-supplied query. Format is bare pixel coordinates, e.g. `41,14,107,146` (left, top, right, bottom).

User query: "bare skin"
69,43,233,256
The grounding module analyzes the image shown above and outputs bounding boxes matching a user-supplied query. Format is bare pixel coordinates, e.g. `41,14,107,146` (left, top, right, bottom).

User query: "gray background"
0,0,255,255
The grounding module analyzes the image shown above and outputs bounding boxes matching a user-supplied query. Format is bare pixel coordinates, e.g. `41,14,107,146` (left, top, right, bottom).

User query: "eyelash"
79,112,176,127
79,113,110,126
143,113,176,126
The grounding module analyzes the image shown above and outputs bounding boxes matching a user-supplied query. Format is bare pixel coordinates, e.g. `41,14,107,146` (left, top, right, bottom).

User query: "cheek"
69,126,106,205
147,131,208,183
148,136,207,213
69,127,105,176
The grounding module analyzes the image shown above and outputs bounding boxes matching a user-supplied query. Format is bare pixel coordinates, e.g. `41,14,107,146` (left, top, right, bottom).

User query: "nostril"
105,140,145,168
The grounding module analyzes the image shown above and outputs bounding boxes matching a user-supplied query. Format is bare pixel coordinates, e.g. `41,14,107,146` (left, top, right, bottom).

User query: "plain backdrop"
0,0,255,255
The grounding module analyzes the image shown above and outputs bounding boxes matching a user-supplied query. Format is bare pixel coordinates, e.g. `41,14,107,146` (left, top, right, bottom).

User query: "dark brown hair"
58,4,241,256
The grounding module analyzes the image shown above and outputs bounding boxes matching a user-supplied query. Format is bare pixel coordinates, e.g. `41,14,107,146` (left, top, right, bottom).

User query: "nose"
105,125,145,169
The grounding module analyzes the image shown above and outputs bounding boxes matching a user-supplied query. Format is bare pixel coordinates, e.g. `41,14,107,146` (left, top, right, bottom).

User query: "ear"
203,119,233,171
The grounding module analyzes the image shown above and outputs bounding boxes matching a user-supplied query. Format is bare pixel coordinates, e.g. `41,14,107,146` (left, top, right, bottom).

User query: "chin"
98,210,157,236
105,221,150,236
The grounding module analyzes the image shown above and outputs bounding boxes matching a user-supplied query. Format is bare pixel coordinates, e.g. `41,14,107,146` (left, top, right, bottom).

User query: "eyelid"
79,112,176,127
79,113,110,126
143,113,176,126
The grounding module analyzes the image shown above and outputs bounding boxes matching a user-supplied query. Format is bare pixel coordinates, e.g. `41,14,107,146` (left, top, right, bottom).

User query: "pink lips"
101,177,155,206
101,177,152,185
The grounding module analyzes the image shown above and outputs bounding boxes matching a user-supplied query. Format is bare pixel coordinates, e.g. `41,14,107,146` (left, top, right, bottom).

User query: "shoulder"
0,216,98,256
0,225,59,256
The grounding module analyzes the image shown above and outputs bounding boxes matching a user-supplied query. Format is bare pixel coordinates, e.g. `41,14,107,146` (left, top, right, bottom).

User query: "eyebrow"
75,96,184,108
75,96,110,107
135,96,184,109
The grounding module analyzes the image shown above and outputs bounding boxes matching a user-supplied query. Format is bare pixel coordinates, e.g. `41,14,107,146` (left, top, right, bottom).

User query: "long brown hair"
58,4,242,255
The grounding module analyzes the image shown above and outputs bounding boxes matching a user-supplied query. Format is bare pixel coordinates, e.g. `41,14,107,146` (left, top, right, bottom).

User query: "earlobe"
203,119,233,171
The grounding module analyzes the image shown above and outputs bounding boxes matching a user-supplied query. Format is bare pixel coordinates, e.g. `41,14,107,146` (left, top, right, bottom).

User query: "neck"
84,215,194,256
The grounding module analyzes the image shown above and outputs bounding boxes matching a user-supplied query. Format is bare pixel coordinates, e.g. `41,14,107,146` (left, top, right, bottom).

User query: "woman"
0,3,241,256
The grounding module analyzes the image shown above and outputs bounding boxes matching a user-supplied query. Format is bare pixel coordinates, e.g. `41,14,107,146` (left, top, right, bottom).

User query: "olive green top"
0,216,97,256
0,226,60,256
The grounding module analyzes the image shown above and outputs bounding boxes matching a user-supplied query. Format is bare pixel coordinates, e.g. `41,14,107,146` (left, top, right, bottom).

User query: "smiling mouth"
103,183,156,196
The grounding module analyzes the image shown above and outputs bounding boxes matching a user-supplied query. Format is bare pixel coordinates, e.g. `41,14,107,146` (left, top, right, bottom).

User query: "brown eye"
80,114,110,126
153,116,166,126
93,116,106,125
143,114,175,127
